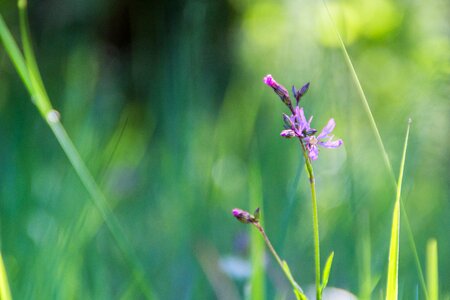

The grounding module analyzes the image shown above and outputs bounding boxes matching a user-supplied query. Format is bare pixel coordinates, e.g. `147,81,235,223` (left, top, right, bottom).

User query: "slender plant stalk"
279,98,322,299
321,2,428,298
253,222,305,296
282,89,322,300
299,141,321,300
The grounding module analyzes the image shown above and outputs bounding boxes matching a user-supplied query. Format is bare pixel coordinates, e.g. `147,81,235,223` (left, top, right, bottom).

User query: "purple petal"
317,118,336,140
319,138,343,148
295,107,309,131
308,145,319,160
263,74,276,87
232,209,242,217
308,115,313,127
280,129,296,138
292,85,297,97
283,113,293,127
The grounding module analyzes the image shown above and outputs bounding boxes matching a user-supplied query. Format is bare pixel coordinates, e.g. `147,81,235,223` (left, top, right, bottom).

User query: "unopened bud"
232,208,257,224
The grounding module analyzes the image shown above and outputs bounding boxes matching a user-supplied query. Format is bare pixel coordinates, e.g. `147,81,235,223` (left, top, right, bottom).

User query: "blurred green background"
0,0,448,299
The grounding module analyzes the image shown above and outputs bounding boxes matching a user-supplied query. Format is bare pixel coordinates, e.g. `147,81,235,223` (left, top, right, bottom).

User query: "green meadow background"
0,0,448,299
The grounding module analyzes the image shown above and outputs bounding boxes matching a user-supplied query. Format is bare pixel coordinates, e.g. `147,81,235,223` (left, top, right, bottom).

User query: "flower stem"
300,140,321,300
253,222,305,296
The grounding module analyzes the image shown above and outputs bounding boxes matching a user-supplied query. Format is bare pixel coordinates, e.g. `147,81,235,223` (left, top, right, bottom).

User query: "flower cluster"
263,74,343,160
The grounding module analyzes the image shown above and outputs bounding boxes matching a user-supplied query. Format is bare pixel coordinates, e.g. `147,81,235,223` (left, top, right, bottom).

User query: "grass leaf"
0,14,32,92
321,2,428,297
385,199,400,300
385,119,412,300
281,261,308,299
426,239,439,300
321,251,334,292
1,6,156,299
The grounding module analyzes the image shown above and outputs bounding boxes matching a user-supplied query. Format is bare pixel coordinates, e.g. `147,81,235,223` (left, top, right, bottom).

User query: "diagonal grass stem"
321,2,428,298
0,3,156,298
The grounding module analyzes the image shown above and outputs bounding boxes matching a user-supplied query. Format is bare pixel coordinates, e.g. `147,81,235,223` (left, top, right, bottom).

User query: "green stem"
253,222,305,296
300,141,321,300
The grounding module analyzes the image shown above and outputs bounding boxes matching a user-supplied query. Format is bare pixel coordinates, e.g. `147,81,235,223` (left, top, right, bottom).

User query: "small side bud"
299,82,310,96
253,208,260,221
293,82,310,104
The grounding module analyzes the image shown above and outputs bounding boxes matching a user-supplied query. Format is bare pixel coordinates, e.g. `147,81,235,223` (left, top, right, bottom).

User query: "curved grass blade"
0,15,31,92
385,119,411,300
18,0,52,114
0,4,156,299
321,251,334,293
321,2,428,298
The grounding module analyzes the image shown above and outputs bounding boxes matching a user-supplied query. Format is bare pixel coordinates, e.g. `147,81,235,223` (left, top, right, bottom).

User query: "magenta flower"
263,74,343,161
304,118,343,160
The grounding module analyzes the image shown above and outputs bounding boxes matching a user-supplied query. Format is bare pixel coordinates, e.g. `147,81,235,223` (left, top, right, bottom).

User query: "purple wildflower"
304,118,343,160
263,74,343,161
280,106,315,138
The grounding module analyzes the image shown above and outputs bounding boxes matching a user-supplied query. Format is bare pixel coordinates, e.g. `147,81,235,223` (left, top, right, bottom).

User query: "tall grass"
0,0,447,298
426,239,439,300
385,119,411,300
0,2,154,298
321,1,429,298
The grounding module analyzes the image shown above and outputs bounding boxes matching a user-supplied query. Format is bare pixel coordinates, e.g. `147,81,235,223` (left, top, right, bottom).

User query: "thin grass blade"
0,14,32,92
0,4,156,299
385,199,400,300
426,239,439,300
18,0,53,115
385,119,411,300
321,2,428,297
321,251,334,292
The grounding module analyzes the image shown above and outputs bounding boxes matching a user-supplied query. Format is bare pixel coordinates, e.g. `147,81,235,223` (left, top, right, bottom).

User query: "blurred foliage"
0,0,448,299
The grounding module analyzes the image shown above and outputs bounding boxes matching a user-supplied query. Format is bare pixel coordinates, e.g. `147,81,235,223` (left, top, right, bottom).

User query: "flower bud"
232,208,257,224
